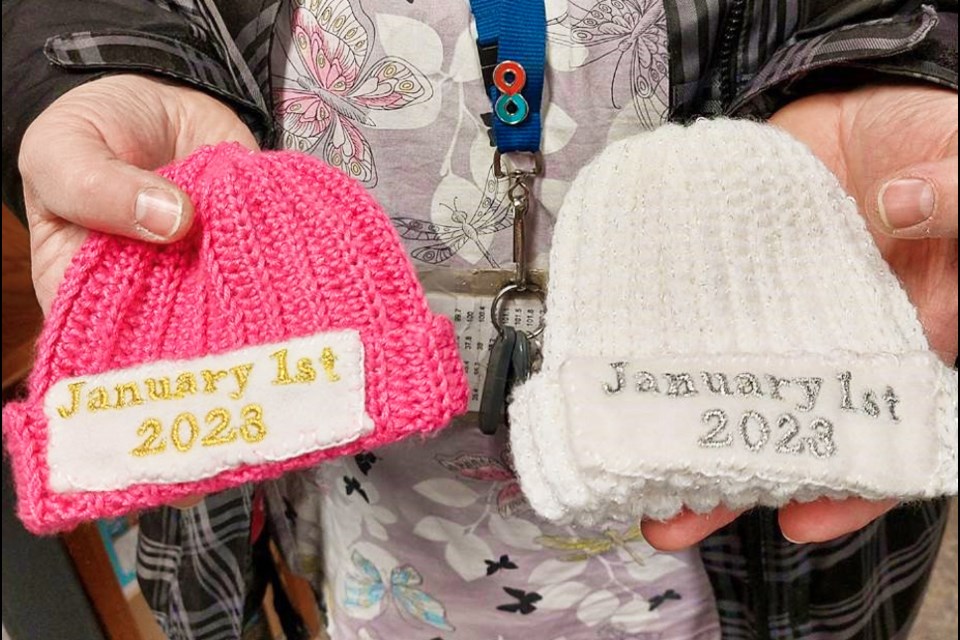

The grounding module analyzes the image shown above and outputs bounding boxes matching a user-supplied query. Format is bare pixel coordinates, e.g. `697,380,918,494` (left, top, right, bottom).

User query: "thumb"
871,156,958,238
20,124,193,242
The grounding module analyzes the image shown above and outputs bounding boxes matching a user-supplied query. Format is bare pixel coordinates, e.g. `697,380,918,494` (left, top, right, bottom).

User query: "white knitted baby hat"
508,118,958,525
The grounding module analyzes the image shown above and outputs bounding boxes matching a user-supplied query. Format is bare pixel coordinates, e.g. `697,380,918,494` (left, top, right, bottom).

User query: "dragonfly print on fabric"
392,166,511,268
341,549,454,631
537,523,647,564
551,0,668,128
272,0,433,186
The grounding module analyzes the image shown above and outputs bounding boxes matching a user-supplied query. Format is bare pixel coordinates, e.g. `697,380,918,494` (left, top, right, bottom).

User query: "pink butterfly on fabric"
273,1,433,185
436,451,532,517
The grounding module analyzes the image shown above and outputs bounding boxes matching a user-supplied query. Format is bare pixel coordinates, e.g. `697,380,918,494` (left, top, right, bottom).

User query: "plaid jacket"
2,2,956,639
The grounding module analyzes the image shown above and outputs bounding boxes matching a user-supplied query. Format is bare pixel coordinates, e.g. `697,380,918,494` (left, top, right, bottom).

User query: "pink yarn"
2,144,468,534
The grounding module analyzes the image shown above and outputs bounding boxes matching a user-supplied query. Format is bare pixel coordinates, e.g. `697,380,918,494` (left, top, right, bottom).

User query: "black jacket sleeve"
1,0,272,219
666,0,958,120
732,1,958,117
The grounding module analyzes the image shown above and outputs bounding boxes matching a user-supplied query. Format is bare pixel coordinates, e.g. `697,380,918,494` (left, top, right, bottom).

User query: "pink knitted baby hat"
3,143,468,534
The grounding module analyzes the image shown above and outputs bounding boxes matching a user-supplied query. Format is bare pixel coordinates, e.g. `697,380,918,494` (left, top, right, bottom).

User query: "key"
511,329,533,385
479,327,517,435
479,328,541,435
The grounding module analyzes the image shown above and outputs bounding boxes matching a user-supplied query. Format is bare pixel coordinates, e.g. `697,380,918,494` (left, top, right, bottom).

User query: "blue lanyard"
469,0,546,154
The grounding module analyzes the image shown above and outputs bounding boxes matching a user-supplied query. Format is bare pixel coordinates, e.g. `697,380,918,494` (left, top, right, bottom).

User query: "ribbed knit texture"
508,118,958,525
2,143,468,534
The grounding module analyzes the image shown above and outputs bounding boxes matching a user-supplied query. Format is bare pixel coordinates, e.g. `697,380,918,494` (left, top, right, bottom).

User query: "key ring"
491,282,546,338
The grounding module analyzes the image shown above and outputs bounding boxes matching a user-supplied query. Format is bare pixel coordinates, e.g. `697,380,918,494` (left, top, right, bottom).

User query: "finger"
642,505,743,551
25,203,90,315
19,123,193,242
778,497,897,543
873,156,959,238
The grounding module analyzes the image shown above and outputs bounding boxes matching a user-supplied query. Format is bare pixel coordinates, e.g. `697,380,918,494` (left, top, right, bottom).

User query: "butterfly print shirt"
268,1,719,638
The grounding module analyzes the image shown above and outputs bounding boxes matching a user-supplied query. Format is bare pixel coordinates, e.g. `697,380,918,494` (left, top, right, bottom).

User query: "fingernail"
135,188,183,238
878,178,935,230
782,531,804,545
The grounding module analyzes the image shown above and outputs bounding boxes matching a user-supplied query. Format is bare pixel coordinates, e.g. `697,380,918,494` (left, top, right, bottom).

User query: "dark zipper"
719,6,776,637
719,0,747,109
720,4,771,636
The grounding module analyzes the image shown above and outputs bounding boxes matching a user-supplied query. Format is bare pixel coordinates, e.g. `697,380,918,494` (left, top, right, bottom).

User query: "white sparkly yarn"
508,118,959,525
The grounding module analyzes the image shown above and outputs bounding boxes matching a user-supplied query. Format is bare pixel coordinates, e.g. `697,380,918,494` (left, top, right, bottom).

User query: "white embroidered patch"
45,330,370,493
560,353,952,497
